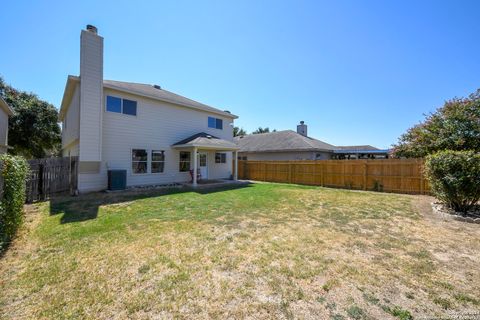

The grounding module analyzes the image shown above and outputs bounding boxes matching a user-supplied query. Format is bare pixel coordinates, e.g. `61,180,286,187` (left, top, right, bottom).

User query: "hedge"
425,150,480,213
0,154,29,250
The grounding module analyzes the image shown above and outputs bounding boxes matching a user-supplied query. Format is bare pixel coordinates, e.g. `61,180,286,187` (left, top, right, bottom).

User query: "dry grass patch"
1,183,479,319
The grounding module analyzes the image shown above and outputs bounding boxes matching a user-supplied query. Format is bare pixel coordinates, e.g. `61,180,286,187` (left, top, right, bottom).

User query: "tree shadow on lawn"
49,183,253,224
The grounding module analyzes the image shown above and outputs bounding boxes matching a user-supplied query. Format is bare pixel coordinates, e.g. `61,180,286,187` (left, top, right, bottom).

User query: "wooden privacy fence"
26,156,78,203
236,159,430,195
0,161,3,201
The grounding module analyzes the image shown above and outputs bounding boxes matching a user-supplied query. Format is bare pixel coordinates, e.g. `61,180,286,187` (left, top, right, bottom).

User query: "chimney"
297,121,307,137
86,24,98,34
79,25,104,162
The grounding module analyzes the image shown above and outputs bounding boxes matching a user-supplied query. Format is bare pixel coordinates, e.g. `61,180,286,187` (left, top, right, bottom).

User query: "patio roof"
172,132,239,151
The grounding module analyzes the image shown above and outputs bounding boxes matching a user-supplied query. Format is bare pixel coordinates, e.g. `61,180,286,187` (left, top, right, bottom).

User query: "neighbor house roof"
235,130,336,153
59,75,237,121
172,132,238,150
335,145,379,151
0,97,14,116
333,145,390,154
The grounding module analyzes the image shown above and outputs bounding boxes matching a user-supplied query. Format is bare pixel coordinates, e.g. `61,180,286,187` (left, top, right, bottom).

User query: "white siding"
79,30,103,161
0,107,8,153
240,151,332,161
206,150,232,180
61,84,80,156
77,88,235,192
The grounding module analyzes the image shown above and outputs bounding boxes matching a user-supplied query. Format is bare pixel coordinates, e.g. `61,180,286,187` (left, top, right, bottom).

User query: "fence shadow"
49,182,253,224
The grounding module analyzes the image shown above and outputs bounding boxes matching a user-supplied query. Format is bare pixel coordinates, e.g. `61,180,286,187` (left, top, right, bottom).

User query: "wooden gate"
26,157,78,203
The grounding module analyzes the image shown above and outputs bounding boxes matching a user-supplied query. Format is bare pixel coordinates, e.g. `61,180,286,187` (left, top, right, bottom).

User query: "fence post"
288,163,292,183
400,161,404,193
38,163,44,200
321,162,324,186
419,159,424,195
0,161,3,201
363,160,367,190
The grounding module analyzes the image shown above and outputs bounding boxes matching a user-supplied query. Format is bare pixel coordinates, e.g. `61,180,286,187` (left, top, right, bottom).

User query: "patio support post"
234,150,238,180
193,147,198,187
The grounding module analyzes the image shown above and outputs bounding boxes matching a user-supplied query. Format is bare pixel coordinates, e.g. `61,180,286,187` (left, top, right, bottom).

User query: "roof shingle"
234,130,335,153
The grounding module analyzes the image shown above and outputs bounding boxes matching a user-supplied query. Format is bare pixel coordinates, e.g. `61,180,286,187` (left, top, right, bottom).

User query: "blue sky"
1,0,479,149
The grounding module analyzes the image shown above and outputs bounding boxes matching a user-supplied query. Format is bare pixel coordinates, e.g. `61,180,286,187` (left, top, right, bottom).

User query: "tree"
252,127,276,134
425,150,480,212
393,89,480,158
0,77,61,159
233,127,247,137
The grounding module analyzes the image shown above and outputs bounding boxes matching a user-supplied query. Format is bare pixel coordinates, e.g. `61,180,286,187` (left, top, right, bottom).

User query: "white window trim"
179,151,191,173
208,116,223,130
105,95,138,117
131,148,149,175
215,152,227,164
151,150,166,175
130,148,168,176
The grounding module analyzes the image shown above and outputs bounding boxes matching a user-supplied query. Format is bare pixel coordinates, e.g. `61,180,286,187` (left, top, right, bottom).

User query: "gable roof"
235,130,336,153
172,132,238,150
0,97,14,116
59,76,237,121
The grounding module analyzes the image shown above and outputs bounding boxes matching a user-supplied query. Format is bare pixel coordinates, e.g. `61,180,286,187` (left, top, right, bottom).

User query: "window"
238,156,247,160
215,153,226,164
151,150,165,173
106,96,137,116
199,153,207,167
123,99,137,116
179,151,191,172
106,96,122,113
132,149,148,174
208,116,223,129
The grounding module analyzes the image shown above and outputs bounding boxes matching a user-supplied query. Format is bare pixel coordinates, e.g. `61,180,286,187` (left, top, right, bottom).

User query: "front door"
198,152,208,180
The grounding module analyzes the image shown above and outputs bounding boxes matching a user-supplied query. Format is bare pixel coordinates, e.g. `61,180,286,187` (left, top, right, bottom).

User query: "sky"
1,0,479,149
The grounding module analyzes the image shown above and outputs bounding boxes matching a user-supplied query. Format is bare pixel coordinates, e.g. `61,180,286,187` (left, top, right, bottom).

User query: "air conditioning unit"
108,170,127,191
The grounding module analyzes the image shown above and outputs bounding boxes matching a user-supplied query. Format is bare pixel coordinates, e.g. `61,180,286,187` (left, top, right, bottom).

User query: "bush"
0,154,29,250
425,150,480,213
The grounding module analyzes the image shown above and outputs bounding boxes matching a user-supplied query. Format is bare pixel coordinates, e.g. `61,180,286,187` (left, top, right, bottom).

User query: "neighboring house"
235,121,389,160
332,145,389,159
235,122,335,161
0,97,14,154
59,25,238,193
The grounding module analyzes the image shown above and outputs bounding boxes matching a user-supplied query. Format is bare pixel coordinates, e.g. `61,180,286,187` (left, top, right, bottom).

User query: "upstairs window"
106,96,137,116
122,99,137,116
215,153,226,164
208,116,223,129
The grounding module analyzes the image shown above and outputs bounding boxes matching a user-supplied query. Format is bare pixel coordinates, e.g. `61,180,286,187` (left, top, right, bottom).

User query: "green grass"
1,182,480,319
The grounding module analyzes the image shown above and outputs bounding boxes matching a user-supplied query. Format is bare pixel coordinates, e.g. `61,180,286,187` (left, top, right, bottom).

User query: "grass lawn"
1,183,479,319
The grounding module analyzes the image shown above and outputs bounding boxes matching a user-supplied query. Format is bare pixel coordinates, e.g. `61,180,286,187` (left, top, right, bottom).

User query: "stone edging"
431,202,480,224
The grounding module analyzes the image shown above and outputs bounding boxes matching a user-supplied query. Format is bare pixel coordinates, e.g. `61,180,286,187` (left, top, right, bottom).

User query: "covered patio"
172,132,239,187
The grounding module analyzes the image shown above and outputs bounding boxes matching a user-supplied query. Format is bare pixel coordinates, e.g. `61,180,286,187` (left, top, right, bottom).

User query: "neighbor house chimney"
297,121,307,137
79,24,103,162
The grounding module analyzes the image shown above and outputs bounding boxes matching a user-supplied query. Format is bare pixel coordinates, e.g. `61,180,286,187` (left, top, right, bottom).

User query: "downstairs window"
215,153,226,164
179,151,191,172
132,149,148,174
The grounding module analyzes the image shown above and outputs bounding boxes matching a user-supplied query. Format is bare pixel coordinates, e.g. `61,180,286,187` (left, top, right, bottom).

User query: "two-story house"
0,97,14,154
59,25,239,193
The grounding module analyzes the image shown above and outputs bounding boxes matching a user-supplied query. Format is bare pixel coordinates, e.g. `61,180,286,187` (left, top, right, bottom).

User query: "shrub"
425,150,480,213
0,154,29,250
